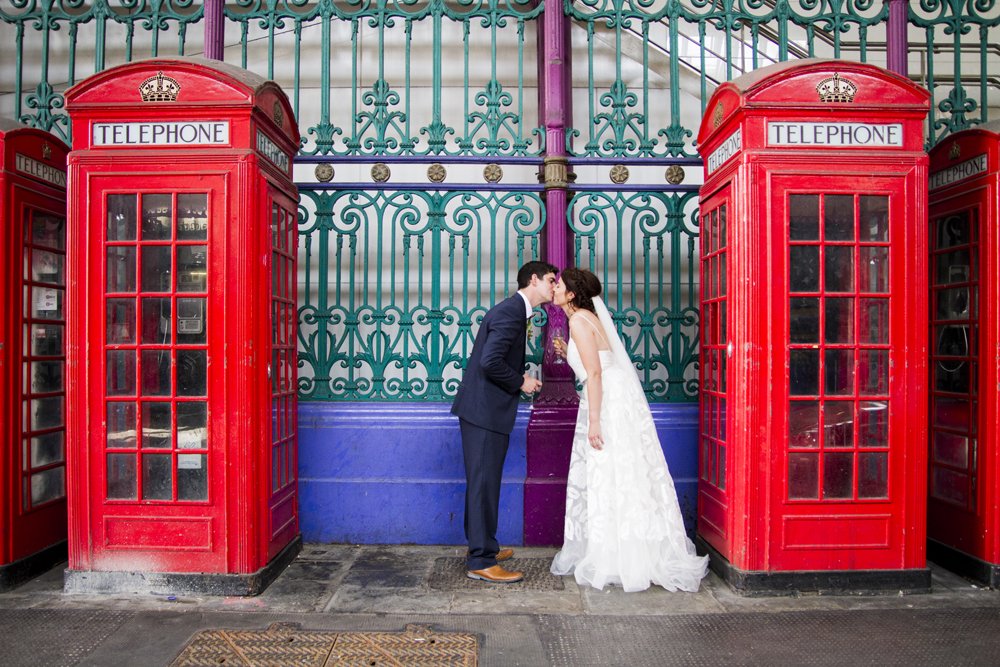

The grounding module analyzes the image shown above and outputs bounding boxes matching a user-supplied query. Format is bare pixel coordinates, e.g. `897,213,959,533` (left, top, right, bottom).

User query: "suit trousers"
460,418,510,570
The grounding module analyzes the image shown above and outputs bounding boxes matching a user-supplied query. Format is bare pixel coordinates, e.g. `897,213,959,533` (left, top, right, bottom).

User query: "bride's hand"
551,335,567,358
588,422,603,450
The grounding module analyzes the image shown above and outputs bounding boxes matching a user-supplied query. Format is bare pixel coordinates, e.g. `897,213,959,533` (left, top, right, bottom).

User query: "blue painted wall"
297,401,698,544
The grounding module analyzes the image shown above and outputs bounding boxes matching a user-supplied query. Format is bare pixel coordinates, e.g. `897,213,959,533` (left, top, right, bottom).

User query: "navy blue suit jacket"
451,295,528,435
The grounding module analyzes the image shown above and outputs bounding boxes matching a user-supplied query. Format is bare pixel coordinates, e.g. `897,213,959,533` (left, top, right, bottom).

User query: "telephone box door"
927,194,983,556
770,174,915,570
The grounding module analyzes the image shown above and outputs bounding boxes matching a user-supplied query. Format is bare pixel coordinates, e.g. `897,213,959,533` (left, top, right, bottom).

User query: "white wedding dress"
550,297,709,592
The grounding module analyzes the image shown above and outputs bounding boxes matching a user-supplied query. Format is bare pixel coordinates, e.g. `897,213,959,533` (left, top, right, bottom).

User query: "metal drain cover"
170,622,477,666
429,557,565,591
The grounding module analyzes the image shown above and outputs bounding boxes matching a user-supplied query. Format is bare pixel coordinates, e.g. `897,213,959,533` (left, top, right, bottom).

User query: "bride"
549,267,709,592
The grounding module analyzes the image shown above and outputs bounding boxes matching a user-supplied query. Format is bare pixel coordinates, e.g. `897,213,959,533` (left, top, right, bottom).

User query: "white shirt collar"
516,291,532,319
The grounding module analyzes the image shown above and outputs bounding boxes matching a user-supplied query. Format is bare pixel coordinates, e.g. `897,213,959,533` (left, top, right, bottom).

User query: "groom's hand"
521,373,543,394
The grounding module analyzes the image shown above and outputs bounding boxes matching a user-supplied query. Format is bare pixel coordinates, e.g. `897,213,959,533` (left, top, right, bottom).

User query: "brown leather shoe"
467,565,524,583
496,548,514,562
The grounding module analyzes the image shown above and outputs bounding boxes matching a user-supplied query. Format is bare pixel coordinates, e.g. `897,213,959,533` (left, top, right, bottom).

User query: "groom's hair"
517,261,559,289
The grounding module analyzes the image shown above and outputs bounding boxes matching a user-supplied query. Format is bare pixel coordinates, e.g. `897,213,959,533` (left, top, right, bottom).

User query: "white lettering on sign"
256,130,290,172
707,128,741,175
15,153,66,188
92,121,230,146
929,154,988,190
767,122,903,147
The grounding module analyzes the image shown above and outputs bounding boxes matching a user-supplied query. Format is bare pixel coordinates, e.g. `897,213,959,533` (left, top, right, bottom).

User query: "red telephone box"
696,60,931,593
0,119,69,589
926,121,1000,588
63,58,301,595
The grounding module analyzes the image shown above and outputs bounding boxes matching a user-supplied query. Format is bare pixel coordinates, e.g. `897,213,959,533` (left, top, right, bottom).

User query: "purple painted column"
524,0,578,546
886,0,908,77
203,0,225,61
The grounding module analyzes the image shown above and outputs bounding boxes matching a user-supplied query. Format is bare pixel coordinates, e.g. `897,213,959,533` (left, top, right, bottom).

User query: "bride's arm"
569,316,604,450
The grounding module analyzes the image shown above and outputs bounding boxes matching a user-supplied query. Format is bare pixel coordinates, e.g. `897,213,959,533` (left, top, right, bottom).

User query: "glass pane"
107,453,137,499
142,402,172,449
107,350,136,395
789,194,819,240
859,247,889,293
936,212,969,249
178,455,208,501
106,298,136,344
788,401,819,447
859,350,888,395
31,250,64,284
824,401,854,448
31,286,63,319
719,204,727,247
932,432,969,468
29,323,63,356
176,298,206,344
106,247,136,292
789,349,819,396
142,454,172,500
932,468,969,506
789,246,819,291
30,397,63,429
825,349,854,395
177,350,207,396
859,299,889,344
177,402,208,449
177,193,208,240
30,432,64,467
936,249,970,286
858,401,888,447
29,360,63,393
107,402,137,448
141,298,171,345
933,397,969,430
717,446,726,490
789,298,819,343
106,194,137,241
719,398,727,441
141,246,172,293
859,196,889,242
858,452,888,498
824,195,854,241
824,246,854,292
823,452,854,499
937,287,971,320
935,357,970,394
177,246,207,292
31,468,65,505
789,453,819,499
719,301,727,342
141,350,171,396
824,298,853,344
32,213,65,250
141,193,172,240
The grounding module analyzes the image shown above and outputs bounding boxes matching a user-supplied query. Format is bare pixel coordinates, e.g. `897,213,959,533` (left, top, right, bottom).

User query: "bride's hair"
561,267,602,314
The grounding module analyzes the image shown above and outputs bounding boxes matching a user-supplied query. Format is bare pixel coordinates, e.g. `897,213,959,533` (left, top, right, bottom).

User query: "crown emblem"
948,142,961,160
41,142,52,159
139,72,180,102
816,72,857,103
273,102,284,126
713,103,724,128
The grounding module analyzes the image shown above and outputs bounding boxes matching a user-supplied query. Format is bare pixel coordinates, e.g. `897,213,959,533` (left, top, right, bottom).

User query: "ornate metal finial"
371,163,390,183
483,163,503,183
139,72,181,102
713,103,724,129
816,72,858,103
948,142,961,160
41,143,52,160
315,164,334,183
665,165,685,185
273,102,284,126
609,164,629,184
427,163,446,183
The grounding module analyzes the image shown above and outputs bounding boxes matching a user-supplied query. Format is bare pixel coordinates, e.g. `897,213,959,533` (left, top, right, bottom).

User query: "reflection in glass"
859,350,888,395
177,246,207,292
790,349,819,396
106,350,136,395
32,213,66,250
824,195,854,241
31,250,64,283
30,360,63,393
859,299,889,344
934,397,969,430
825,246,853,292
789,298,819,343
31,397,63,429
825,349,854,395
106,247,136,292
177,402,208,449
30,432,64,467
141,246,172,292
142,454,172,500
936,212,970,249
824,298,853,344
932,467,969,506
789,195,819,240
858,452,888,498
107,453,137,499
936,287,971,320
719,204,727,247
29,324,63,356
177,350,207,396
859,195,889,242
141,350,171,396
142,402,172,448
789,452,819,499
932,432,969,468
107,402,137,448
788,401,819,447
823,452,853,499
142,193,172,240
31,468,65,505
106,298,136,344
859,247,889,293
858,401,888,447
178,455,208,500
177,193,208,240
935,250,969,285
106,194,137,241
141,298,171,345
790,246,819,291
824,401,854,448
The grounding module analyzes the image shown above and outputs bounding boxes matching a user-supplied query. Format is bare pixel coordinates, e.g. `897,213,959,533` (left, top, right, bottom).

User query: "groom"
452,261,558,583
